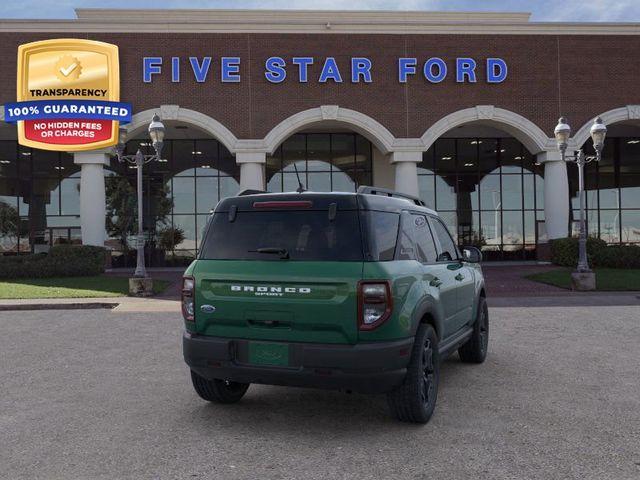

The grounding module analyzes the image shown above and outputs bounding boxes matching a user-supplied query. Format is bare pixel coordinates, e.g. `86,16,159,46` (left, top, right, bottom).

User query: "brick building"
0,9,639,263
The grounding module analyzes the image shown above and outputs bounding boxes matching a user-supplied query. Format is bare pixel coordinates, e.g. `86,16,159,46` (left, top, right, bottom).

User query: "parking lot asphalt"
1,305,639,480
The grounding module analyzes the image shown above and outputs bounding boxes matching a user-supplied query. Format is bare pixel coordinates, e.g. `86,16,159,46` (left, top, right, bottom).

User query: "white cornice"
0,9,638,35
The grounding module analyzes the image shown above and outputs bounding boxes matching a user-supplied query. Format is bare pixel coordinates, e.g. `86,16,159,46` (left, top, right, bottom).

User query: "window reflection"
266,133,372,193
569,137,640,245
419,137,543,260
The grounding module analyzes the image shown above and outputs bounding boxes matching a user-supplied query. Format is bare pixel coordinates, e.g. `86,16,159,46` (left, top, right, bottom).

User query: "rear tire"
386,324,439,424
190,370,250,404
458,296,489,363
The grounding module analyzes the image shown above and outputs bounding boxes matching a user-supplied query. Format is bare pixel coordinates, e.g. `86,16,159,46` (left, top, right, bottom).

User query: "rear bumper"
183,331,413,394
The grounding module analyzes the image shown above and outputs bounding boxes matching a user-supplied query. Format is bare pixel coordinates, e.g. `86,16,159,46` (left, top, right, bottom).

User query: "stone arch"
572,105,640,148
127,105,239,154
420,105,553,154
263,105,396,155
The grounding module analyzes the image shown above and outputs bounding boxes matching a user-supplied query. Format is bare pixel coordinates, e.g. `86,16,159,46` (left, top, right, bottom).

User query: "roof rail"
357,186,426,207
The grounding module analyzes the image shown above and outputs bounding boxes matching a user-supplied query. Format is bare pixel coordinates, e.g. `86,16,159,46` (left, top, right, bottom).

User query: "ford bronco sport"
182,186,488,423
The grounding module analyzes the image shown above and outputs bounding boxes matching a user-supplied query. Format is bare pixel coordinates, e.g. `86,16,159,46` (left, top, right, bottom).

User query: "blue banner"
4,100,132,123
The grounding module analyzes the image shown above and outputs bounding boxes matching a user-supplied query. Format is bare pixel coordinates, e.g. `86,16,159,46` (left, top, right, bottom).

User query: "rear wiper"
248,247,290,259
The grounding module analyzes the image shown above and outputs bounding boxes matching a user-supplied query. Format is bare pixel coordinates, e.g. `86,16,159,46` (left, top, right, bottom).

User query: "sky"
1,0,639,22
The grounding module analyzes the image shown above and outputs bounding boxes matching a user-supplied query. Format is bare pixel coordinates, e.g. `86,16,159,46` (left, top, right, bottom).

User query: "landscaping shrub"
0,245,107,279
550,237,640,268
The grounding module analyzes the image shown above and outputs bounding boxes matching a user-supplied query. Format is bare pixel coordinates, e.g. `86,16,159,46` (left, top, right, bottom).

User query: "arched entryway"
569,107,640,245
262,106,396,194
418,107,553,260
0,118,85,255
108,114,240,267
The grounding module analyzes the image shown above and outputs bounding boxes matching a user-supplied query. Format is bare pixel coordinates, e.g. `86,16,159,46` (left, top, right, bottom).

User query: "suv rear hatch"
192,195,364,344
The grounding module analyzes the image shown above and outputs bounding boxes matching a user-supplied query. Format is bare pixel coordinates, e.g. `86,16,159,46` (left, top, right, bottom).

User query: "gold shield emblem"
15,38,121,151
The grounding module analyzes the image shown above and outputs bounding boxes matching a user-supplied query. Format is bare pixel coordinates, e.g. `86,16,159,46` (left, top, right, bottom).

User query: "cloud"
0,0,638,21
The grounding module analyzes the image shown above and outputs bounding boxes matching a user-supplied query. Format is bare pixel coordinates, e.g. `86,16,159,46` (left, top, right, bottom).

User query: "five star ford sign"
4,39,132,152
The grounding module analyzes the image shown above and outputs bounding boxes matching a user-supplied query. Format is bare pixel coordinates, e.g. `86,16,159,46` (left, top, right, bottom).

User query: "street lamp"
113,114,165,281
553,116,607,284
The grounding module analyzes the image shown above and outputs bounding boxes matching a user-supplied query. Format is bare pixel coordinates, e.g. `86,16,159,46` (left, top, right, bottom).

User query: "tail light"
182,276,195,322
357,281,393,330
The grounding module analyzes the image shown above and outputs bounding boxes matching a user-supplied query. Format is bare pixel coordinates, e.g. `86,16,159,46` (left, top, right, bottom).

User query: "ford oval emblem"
200,304,216,313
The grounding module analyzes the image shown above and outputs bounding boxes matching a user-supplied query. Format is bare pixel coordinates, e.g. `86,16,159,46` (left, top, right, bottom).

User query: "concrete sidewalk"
0,296,179,312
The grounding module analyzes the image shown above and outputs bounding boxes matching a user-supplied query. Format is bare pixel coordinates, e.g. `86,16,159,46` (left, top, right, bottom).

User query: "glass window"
456,175,479,210
457,210,480,246
479,175,501,212
457,138,478,173
412,214,438,263
621,210,640,243
431,217,458,261
478,139,499,174
32,150,58,177
307,134,331,171
396,214,416,261
502,211,524,248
620,138,640,174
172,177,195,214
502,175,523,210
172,214,196,251
620,174,640,209
363,211,399,261
434,139,456,176
419,147,434,173
219,146,238,180
500,138,523,174
0,141,18,177
599,210,620,243
194,139,218,174
418,175,435,209
331,171,355,192
173,140,195,176
196,177,219,214
435,176,456,210
60,177,80,215
268,133,371,193
201,210,363,261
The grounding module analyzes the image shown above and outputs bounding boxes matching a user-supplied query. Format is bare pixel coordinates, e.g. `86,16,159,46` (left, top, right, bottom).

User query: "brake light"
357,281,393,330
253,201,313,209
182,276,195,322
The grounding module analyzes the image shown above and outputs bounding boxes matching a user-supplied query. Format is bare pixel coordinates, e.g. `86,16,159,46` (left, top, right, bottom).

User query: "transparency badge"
4,39,132,151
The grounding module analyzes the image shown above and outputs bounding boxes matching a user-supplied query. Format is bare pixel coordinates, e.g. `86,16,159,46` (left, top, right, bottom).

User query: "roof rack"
357,186,426,207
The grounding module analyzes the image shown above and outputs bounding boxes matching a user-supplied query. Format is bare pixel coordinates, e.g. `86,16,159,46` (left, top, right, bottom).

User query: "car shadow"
184,356,467,433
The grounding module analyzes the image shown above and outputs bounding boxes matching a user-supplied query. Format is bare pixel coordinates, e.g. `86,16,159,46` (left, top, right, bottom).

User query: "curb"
0,302,119,312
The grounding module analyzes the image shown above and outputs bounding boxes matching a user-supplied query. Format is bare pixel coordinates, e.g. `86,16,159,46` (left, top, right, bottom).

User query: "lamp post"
553,116,607,289
113,114,165,288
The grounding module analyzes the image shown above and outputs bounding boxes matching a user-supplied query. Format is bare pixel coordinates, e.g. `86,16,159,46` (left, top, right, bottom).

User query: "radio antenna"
293,162,306,193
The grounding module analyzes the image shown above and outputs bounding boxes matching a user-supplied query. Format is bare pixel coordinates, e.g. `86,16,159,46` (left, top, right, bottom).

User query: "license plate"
248,342,289,367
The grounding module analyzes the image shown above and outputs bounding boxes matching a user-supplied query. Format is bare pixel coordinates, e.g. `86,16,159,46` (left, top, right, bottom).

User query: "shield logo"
15,38,121,151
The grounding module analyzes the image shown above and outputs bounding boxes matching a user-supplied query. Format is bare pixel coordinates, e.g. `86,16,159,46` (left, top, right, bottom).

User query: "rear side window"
411,214,438,263
396,213,416,261
430,217,458,261
363,211,399,261
200,210,363,261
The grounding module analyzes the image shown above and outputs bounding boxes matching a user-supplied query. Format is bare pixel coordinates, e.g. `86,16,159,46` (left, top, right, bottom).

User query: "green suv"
182,187,488,423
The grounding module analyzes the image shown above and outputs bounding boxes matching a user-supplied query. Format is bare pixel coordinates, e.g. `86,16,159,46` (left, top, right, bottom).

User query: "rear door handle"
455,273,464,281
429,277,443,288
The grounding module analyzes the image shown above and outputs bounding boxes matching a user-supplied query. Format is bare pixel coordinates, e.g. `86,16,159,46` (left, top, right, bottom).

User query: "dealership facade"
0,9,639,263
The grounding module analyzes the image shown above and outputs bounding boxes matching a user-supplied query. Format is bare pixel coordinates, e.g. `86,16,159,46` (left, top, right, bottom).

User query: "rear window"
200,210,364,261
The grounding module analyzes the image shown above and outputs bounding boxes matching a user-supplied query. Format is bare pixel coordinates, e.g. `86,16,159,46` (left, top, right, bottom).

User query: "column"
74,150,110,246
237,151,266,191
538,151,569,239
391,151,422,197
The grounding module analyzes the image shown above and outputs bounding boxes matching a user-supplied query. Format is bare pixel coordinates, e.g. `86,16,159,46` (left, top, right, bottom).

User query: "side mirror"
462,246,482,263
